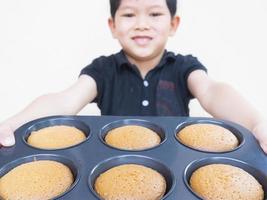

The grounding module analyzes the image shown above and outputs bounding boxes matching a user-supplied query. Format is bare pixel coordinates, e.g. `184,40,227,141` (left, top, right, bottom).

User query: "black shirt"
80,50,207,116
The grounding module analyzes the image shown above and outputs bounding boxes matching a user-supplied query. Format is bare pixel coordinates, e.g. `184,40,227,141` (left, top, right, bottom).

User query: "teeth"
133,37,151,46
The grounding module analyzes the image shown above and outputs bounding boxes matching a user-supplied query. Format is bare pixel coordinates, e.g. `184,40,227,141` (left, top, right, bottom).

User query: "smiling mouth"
132,36,152,46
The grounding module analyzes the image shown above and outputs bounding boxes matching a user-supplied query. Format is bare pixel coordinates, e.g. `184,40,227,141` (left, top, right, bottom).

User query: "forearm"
2,76,97,132
189,70,267,153
199,82,264,132
4,92,78,131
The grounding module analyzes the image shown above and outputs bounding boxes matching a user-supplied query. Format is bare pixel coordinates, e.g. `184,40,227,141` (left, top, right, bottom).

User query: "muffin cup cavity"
0,154,80,200
1,116,266,199
184,157,267,199
23,117,91,150
175,119,244,153
100,119,166,151
88,155,175,200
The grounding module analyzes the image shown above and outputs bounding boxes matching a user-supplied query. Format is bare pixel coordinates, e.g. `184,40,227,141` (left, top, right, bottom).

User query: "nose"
134,15,150,31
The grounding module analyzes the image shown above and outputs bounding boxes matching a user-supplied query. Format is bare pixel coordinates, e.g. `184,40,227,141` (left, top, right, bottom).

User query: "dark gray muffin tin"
0,115,266,200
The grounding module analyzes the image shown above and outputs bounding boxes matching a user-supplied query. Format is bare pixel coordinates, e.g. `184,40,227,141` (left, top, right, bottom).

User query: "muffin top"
0,160,74,200
105,125,161,150
94,164,166,200
190,164,264,200
177,123,239,152
27,125,86,149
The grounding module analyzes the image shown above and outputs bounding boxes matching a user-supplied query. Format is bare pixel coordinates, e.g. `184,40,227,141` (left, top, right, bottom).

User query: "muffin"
190,164,264,200
177,123,238,152
0,160,74,200
27,125,86,149
105,125,161,150
94,164,166,200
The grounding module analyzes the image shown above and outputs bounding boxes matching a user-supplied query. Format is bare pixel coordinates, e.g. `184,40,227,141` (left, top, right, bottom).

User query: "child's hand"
0,123,15,147
253,121,267,154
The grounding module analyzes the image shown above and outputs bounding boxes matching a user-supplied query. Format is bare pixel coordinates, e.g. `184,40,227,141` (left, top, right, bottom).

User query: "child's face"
109,0,179,61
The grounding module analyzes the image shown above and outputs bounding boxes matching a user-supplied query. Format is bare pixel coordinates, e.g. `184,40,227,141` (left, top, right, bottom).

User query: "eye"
122,13,135,17
150,12,163,17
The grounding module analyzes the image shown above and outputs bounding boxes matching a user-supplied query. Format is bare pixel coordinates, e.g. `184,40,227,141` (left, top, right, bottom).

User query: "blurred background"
0,0,267,122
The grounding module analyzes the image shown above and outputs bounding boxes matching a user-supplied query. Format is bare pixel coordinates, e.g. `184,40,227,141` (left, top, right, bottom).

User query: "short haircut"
109,0,177,18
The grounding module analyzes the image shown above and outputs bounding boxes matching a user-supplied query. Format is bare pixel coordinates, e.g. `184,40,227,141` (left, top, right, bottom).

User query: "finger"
0,131,15,147
260,143,267,154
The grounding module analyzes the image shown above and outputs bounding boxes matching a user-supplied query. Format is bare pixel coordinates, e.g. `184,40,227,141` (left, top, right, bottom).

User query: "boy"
0,0,267,153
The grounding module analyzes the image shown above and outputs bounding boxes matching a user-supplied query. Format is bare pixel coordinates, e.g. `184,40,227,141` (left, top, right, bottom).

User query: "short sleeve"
179,55,207,99
79,56,111,103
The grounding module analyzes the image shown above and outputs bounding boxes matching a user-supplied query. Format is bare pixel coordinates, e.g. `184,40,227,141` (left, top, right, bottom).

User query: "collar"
115,50,129,67
157,50,176,69
114,49,176,69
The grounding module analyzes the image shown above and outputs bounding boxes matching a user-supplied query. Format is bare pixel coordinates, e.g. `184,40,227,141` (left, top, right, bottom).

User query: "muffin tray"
0,115,267,200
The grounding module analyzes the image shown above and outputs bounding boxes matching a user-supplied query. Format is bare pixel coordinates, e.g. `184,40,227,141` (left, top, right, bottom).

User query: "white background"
0,0,267,122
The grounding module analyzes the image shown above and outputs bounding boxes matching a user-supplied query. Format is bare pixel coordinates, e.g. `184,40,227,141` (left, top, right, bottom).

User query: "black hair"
109,0,177,18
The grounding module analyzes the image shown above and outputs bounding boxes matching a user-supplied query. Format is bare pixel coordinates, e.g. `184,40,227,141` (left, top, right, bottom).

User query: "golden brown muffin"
0,160,74,200
94,164,166,200
177,123,238,152
105,125,161,150
190,164,264,200
27,125,86,149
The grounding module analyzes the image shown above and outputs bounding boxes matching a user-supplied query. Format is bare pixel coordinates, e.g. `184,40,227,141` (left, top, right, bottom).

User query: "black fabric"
80,50,207,116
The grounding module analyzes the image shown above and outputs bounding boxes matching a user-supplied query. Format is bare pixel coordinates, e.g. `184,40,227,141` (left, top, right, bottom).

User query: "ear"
169,16,180,37
108,17,117,39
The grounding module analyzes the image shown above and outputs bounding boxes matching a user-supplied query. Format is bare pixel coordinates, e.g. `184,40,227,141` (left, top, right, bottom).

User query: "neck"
125,50,165,79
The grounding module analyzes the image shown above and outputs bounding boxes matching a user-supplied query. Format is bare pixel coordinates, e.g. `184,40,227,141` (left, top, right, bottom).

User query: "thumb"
0,129,15,147
2,135,15,146
260,142,267,154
